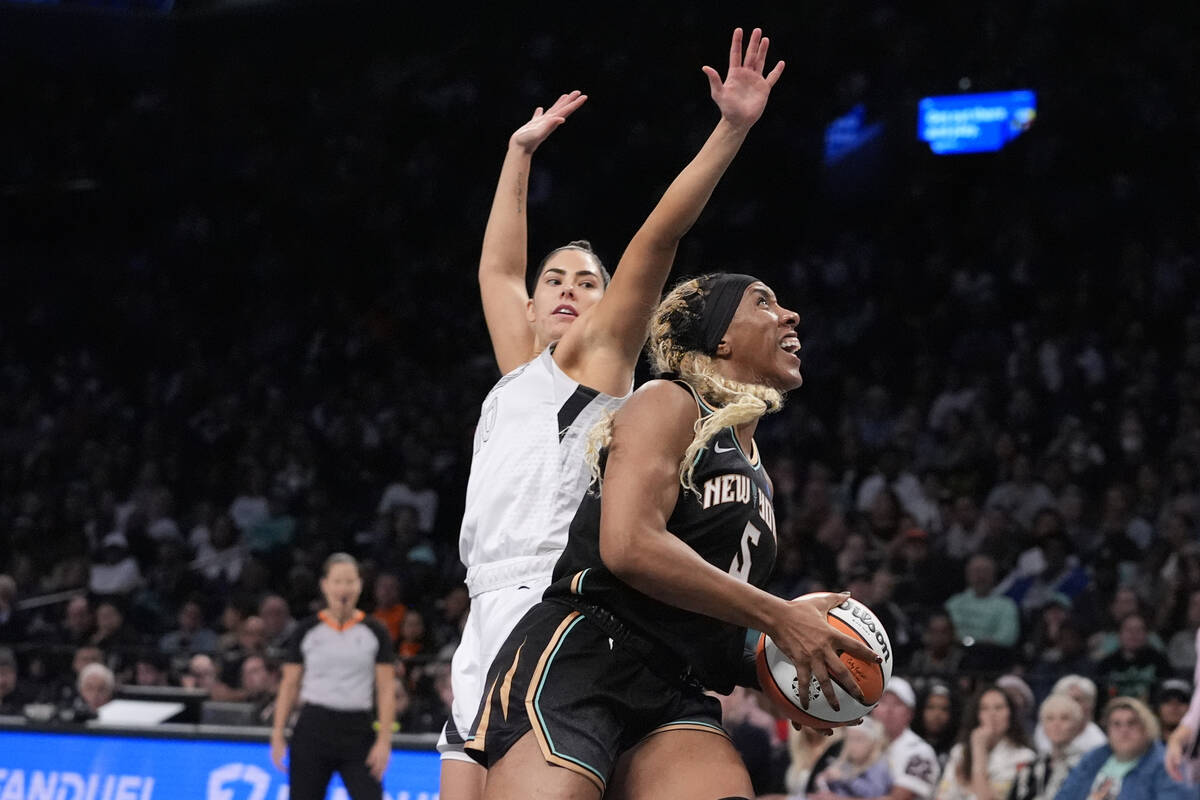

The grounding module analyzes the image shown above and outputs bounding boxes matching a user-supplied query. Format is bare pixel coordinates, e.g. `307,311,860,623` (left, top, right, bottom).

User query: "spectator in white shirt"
934,684,1036,800
191,514,246,586
983,453,1055,533
872,677,942,800
89,533,142,597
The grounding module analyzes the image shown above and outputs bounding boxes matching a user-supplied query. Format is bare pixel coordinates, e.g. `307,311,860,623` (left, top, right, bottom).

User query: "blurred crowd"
1,0,1200,796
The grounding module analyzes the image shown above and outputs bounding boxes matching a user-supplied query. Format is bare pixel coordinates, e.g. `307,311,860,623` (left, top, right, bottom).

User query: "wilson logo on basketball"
840,600,891,664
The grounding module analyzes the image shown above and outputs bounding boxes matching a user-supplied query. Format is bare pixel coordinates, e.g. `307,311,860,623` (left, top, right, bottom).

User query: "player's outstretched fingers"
756,35,771,70
825,652,869,706
701,65,722,95
549,91,587,119
832,627,881,666
792,661,813,710
743,28,763,71
765,60,786,88
728,27,743,69
810,660,840,712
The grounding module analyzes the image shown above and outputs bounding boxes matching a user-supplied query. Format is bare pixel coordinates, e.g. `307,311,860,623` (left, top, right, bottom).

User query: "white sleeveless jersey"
459,347,629,596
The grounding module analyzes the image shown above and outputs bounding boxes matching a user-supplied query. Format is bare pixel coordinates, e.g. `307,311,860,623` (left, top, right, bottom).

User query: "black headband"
660,273,759,360
696,273,757,354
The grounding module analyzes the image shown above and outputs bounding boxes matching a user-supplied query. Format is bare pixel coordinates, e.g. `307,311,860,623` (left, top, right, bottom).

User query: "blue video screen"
0,729,441,800
918,90,1037,154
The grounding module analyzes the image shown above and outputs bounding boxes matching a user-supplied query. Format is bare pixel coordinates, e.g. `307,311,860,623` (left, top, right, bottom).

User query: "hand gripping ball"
755,595,893,727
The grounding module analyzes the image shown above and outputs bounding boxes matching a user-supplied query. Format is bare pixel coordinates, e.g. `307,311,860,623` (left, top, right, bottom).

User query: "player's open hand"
702,27,785,130
771,592,880,712
510,90,588,154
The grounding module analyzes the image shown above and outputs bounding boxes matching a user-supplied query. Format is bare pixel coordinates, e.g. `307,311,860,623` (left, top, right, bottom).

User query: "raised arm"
597,381,877,710
479,90,588,375
558,28,785,389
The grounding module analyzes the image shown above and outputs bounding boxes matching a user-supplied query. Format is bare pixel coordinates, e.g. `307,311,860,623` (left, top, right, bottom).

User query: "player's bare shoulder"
620,379,697,421
608,379,698,453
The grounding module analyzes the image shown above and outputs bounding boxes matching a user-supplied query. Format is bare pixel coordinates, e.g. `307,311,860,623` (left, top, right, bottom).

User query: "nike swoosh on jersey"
712,443,736,454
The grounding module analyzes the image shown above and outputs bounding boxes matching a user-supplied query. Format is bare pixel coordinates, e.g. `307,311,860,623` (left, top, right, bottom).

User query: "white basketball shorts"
437,577,551,762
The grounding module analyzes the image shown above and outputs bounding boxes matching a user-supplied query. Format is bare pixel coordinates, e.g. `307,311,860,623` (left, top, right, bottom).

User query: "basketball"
755,595,894,728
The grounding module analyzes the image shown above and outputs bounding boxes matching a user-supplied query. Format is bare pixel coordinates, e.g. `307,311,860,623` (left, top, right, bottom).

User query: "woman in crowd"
1033,675,1106,755
934,685,1036,800
1007,693,1086,800
1057,696,1190,800
914,682,961,769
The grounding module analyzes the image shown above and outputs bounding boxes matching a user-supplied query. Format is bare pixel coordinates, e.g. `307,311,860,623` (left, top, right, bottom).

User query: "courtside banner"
0,729,439,800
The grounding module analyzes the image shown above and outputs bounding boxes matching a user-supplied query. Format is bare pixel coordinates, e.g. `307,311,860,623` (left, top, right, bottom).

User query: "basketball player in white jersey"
440,28,796,799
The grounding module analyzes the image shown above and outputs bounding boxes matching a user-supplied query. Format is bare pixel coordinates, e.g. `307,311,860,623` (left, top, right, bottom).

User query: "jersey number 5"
728,521,762,582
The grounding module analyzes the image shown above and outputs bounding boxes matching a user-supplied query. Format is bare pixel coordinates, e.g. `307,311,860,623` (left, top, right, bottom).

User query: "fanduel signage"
0,730,439,800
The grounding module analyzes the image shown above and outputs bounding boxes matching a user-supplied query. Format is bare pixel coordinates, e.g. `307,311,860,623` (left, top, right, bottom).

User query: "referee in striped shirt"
272,553,396,800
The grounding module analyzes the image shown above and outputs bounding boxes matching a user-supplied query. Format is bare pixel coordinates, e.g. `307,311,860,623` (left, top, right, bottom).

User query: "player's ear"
525,297,536,324
714,339,731,357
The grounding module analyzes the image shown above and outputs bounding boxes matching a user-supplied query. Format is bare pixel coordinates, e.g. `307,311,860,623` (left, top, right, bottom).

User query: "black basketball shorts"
464,598,728,792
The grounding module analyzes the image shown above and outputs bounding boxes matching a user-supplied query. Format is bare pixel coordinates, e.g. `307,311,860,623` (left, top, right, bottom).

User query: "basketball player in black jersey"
465,274,880,800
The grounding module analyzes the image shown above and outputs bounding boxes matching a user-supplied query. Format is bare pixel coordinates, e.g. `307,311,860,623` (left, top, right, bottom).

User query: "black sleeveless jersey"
546,381,778,694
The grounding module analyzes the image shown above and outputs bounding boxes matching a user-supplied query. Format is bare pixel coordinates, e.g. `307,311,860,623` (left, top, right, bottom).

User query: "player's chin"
771,358,803,391
542,315,577,339
761,372,802,394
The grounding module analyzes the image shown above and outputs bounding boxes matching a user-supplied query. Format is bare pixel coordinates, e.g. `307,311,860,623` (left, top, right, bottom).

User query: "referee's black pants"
288,704,382,800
